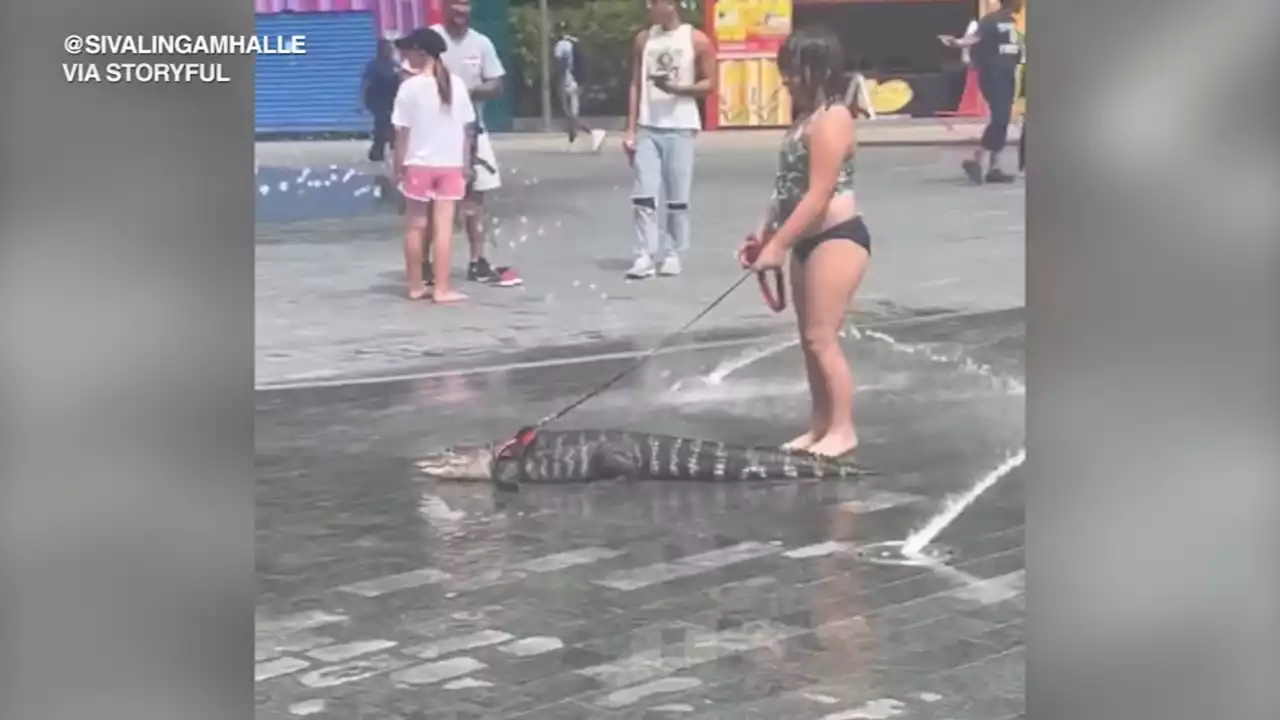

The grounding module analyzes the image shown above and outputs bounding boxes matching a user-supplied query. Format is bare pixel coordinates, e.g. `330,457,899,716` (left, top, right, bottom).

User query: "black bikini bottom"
792,215,871,263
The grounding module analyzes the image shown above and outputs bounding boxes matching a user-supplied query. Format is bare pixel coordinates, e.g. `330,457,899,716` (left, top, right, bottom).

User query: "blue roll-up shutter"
255,11,376,134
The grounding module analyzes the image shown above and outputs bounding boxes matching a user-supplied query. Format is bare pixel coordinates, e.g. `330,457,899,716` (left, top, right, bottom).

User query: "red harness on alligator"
497,426,539,458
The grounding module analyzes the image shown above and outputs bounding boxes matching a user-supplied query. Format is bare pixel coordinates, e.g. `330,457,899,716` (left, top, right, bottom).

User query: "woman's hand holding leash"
738,234,787,312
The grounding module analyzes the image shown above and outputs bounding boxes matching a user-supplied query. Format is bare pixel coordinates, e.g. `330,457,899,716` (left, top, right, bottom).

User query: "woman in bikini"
745,27,871,459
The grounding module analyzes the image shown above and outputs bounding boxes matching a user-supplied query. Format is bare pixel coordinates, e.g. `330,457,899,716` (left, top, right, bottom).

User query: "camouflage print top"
769,105,856,230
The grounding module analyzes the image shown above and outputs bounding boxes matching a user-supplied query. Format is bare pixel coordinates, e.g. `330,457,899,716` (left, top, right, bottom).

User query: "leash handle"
738,236,787,313
756,268,785,312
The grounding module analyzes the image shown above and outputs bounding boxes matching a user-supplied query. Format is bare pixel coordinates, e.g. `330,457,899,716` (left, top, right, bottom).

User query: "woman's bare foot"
782,430,822,451
432,289,468,304
408,286,431,300
807,431,858,459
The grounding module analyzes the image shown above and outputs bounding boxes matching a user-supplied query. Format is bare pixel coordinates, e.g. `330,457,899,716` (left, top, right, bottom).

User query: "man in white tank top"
622,0,715,279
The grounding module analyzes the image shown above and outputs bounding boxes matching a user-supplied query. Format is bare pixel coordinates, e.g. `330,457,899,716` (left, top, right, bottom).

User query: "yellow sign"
713,0,792,54
717,57,791,127
863,78,914,115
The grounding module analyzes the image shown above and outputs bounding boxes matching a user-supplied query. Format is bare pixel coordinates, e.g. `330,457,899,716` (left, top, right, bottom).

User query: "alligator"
416,427,875,490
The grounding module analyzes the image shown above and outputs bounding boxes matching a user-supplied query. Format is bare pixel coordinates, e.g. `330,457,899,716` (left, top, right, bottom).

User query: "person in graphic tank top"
622,0,715,279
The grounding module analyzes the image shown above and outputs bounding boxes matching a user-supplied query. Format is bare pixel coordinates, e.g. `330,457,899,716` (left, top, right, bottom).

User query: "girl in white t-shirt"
392,28,476,303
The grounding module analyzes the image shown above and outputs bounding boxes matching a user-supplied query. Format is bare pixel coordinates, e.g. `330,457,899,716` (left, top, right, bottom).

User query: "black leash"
532,270,755,430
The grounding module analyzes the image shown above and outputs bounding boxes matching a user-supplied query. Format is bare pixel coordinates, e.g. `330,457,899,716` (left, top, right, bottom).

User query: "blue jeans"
631,127,697,258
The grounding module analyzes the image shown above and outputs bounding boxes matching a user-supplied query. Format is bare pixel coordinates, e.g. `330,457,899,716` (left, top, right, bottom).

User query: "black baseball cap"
395,27,446,55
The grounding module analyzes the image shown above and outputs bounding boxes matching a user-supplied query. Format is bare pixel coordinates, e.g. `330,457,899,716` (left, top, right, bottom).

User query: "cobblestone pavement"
255,308,1025,719
255,138,1023,387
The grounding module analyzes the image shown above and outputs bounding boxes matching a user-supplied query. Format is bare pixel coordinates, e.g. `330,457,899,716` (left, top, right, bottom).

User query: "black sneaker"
985,169,1017,183
961,159,984,184
468,258,522,287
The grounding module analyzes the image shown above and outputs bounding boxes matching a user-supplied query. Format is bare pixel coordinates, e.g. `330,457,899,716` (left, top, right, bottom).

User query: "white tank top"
637,24,702,130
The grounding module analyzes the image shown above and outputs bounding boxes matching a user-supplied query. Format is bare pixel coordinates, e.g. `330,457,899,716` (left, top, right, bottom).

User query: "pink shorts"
399,166,466,202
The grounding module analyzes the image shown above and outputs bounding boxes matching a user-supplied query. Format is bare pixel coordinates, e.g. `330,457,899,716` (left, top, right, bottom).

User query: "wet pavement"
255,141,1023,386
255,308,1025,719
255,135,1024,717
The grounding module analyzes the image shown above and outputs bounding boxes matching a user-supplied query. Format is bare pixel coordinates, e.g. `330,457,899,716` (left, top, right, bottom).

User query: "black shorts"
793,216,871,263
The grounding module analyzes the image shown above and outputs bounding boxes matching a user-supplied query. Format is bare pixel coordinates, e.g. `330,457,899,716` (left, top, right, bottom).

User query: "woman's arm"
763,108,855,252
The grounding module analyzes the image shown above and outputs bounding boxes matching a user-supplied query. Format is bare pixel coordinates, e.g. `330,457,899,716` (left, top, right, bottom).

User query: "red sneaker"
492,266,523,287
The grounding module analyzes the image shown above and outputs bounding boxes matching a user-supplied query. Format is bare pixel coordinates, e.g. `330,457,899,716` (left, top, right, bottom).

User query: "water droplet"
277,182,288,192
258,185,270,196
600,293,608,300
296,168,311,183
341,168,356,183
519,216,528,223
588,283,597,291
572,280,580,287
536,227,544,236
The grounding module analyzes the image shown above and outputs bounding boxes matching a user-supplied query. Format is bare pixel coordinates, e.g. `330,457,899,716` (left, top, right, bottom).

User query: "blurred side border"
0,1,1277,719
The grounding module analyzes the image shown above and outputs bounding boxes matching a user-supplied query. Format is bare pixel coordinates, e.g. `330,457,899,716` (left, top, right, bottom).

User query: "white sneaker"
658,254,682,276
590,129,607,153
625,254,656,279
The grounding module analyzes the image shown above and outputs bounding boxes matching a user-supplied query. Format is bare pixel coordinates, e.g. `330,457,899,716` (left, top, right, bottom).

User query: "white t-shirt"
430,25,505,124
390,72,476,168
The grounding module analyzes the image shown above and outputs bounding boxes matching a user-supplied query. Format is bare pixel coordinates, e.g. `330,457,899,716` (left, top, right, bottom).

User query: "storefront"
705,0,794,128
705,0,1022,128
254,0,515,134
